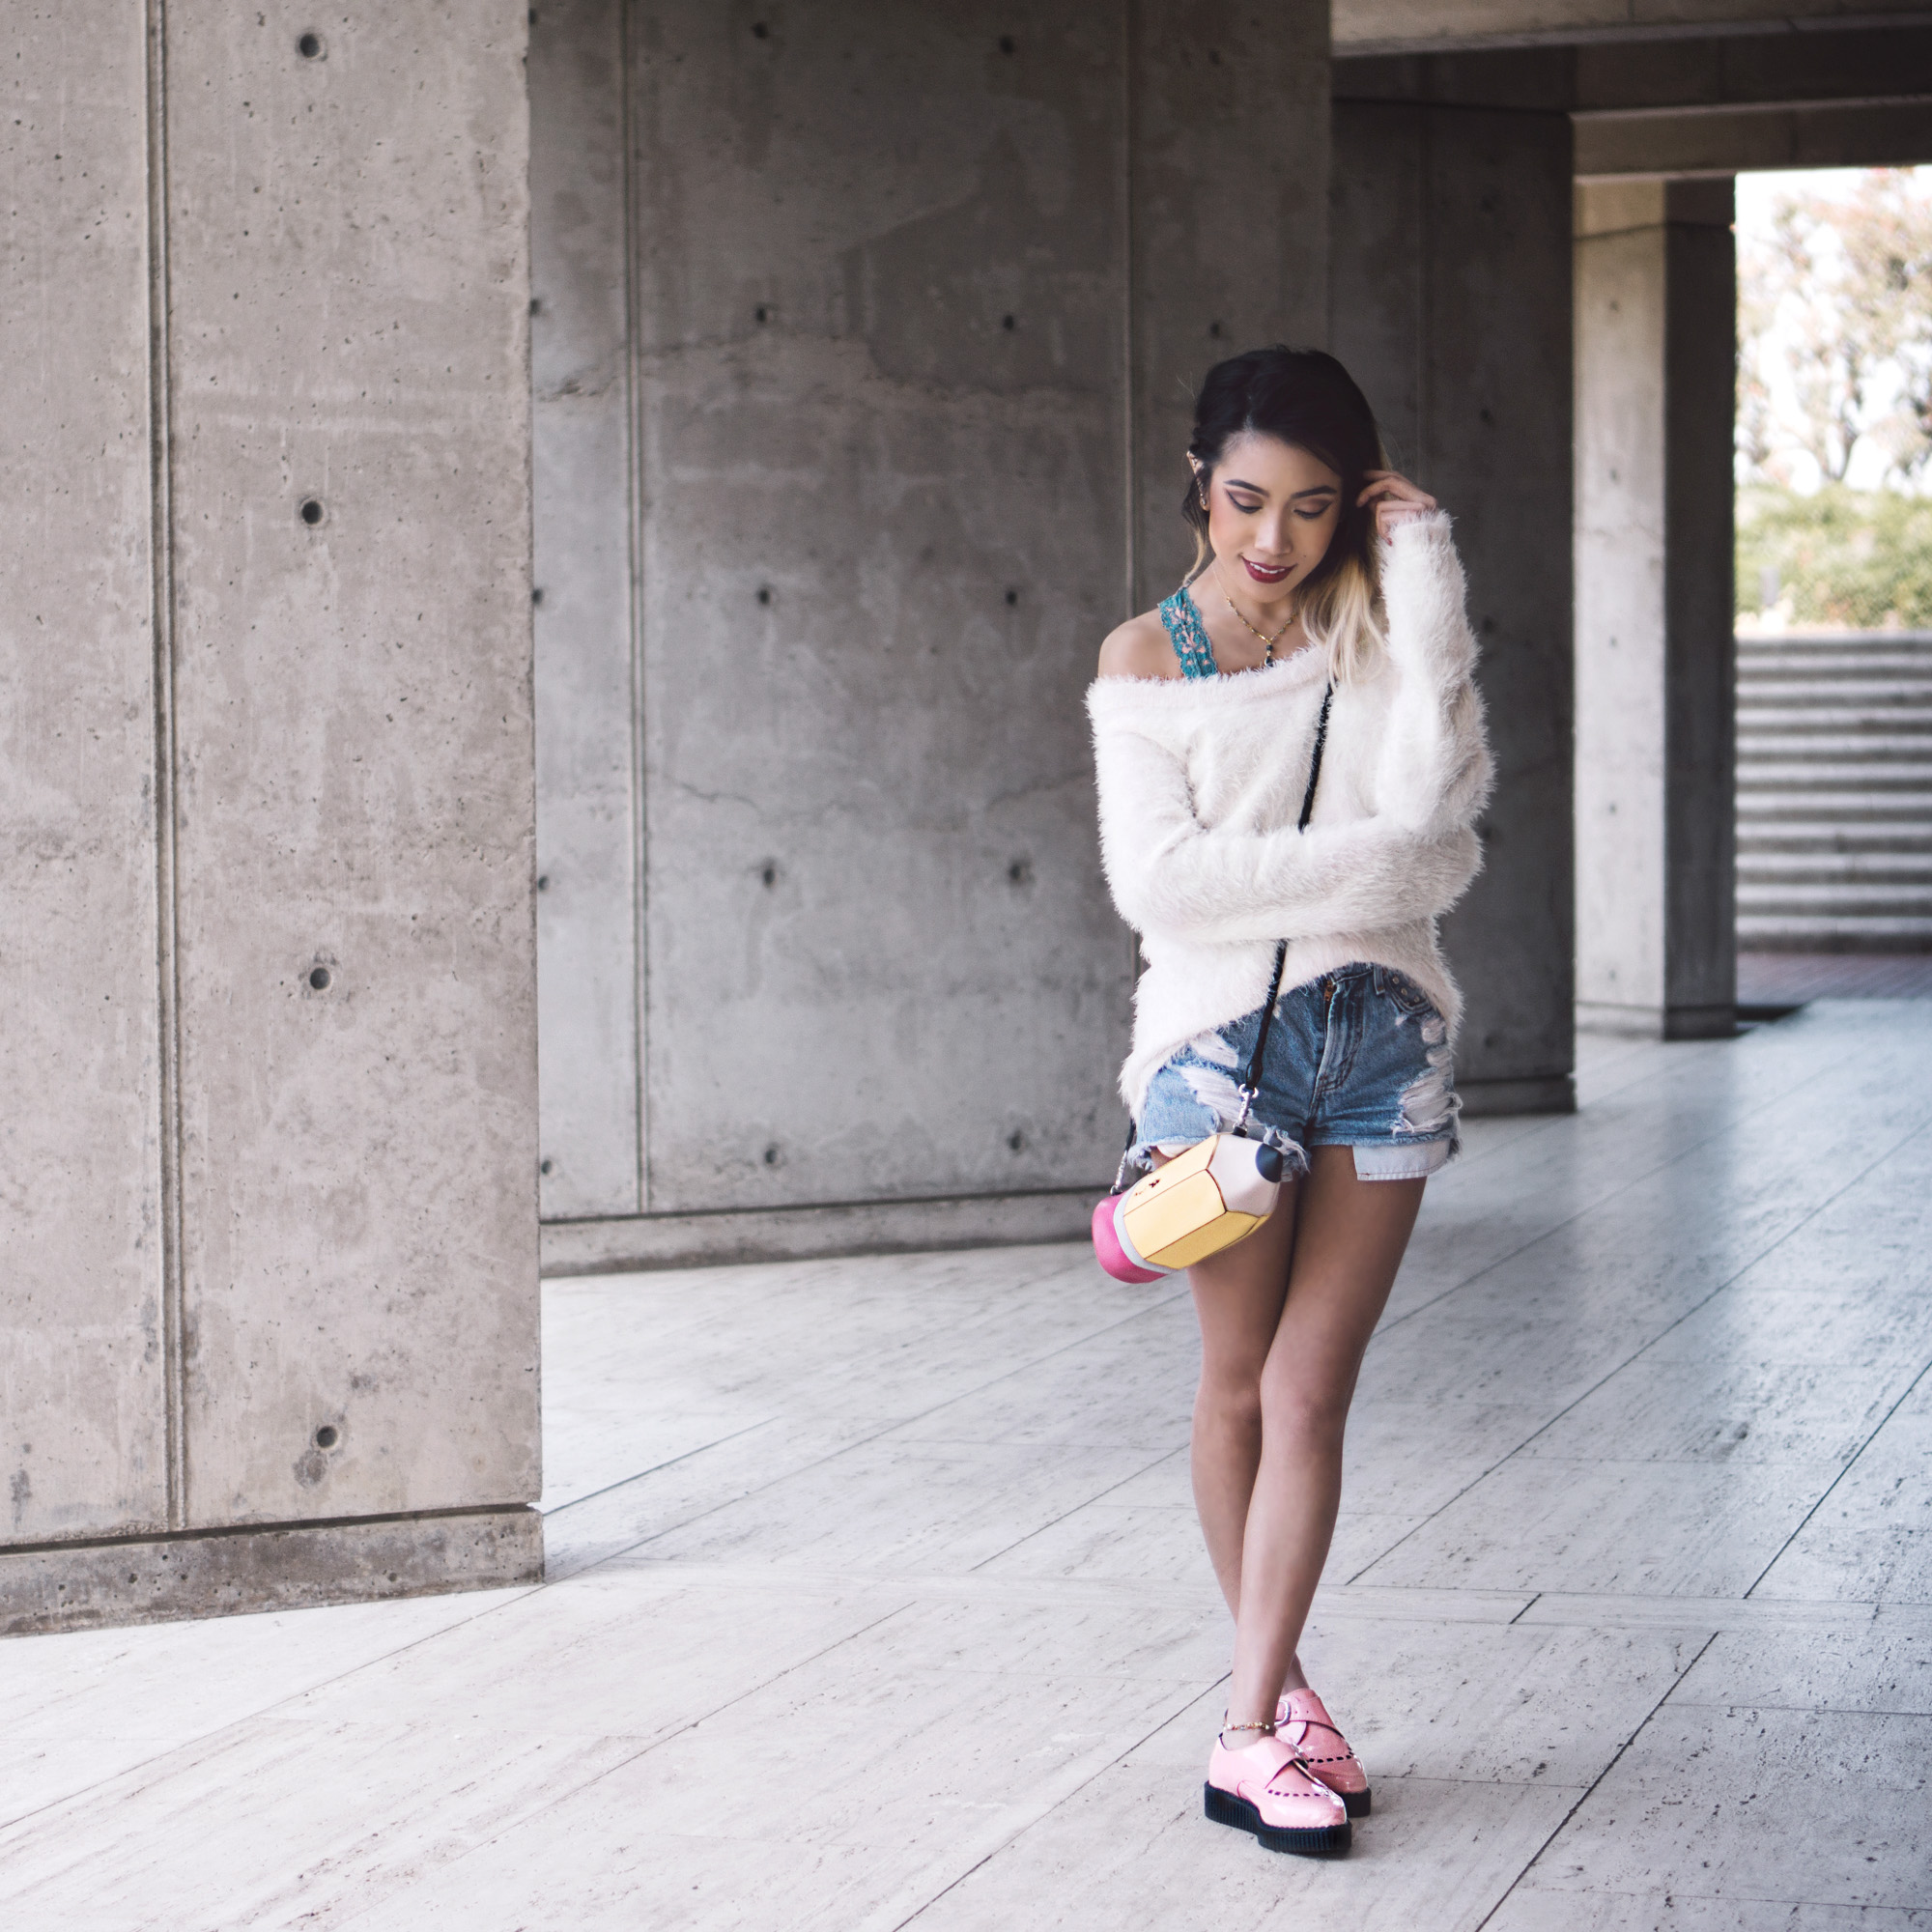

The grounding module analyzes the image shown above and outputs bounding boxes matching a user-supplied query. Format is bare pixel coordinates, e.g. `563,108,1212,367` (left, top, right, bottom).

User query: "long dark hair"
1182,347,1388,678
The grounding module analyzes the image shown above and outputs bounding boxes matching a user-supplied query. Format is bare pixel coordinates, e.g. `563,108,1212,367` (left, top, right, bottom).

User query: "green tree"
1737,170,1932,487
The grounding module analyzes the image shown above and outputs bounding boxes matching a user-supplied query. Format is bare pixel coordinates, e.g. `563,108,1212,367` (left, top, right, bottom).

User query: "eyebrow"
1222,476,1339,500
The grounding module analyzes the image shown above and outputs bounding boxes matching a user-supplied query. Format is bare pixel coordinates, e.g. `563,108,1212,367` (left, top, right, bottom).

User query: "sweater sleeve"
1370,515,1494,833
1094,715,1483,946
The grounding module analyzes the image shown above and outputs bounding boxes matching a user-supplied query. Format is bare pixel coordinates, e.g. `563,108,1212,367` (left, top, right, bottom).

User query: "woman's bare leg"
1188,1147,1425,1723
1188,1180,1298,1616
1225,1148,1423,1722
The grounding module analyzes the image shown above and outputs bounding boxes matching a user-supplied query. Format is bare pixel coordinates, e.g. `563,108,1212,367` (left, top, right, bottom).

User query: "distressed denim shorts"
1133,963,1461,1183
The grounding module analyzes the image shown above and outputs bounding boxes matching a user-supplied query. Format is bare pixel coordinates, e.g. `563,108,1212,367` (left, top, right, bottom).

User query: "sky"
1735,163,1932,494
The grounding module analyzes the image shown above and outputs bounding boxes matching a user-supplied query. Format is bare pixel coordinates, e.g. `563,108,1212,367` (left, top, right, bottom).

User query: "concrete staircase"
1737,629,1932,951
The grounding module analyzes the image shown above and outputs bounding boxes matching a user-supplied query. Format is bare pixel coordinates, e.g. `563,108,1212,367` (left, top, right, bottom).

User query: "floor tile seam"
1661,1698,1932,1719
543,1558,1880,1635
1743,1353,1932,1600
590,1558,1230,1614
1370,1075,1836,1339
1469,1629,1722,1932
539,1416,780,1519
555,1286,1198,1565
1329,1020,1901,1337
880,1678,1233,1932
1515,1600,1881,1632
295,1600,937,1930
960,1443,1200,1577
1377,1075,1932,1344
1363,1101,1932,1581
883,1435,1189,1457
0,1583,554,1847
1496,1877,1932,1912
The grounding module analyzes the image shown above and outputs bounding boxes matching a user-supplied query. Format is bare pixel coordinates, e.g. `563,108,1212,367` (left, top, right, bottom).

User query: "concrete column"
531,0,642,1220
1330,95,1578,1114
537,0,1335,1273
1,5,169,1546
2,5,540,1634
1574,178,1737,1038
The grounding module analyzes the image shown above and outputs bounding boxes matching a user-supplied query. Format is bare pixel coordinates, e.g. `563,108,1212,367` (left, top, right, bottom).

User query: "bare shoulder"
1096,609,1181,681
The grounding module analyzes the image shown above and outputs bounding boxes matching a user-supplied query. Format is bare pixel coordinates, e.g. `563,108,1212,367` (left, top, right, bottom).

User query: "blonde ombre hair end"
1180,348,1391,684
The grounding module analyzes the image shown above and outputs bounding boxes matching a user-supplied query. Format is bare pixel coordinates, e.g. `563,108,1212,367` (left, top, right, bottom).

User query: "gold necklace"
1215,563,1295,665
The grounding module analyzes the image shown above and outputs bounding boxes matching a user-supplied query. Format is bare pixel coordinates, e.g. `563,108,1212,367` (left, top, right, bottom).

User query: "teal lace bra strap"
1157,585,1218,678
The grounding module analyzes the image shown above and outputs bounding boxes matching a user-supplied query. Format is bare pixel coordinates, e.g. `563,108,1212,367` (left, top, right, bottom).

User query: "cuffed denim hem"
1346,1135,1456,1182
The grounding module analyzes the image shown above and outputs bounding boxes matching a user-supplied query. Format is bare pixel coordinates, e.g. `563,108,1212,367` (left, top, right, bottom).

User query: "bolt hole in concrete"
754,304,770,325
537,874,550,892
1002,314,1016,331
1008,1129,1026,1151
541,1158,554,1176
756,585,772,605
760,863,778,888
531,585,544,605
299,497,324,526
1009,858,1032,886
297,31,323,59
307,966,330,991
314,1425,338,1450
999,35,1015,53
752,20,768,38
1208,319,1223,338
763,1145,781,1166
530,297,542,316
1005,587,1019,605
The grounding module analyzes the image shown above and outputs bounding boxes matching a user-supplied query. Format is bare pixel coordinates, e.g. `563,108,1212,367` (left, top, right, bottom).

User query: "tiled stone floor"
5,1001,1930,1928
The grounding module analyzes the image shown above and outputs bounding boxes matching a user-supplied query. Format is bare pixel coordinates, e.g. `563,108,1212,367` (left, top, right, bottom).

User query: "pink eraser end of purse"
1092,1193,1165,1284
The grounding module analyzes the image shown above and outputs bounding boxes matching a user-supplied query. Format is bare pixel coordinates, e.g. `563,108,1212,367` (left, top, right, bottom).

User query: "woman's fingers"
1356,470,1435,510
1360,471,1439,539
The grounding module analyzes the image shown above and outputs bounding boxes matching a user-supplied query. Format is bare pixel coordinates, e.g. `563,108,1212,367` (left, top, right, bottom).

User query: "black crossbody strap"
1236,680,1334,1114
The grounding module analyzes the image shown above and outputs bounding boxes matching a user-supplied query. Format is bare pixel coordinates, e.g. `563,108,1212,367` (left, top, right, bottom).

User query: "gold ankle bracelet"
1221,1719,1276,1741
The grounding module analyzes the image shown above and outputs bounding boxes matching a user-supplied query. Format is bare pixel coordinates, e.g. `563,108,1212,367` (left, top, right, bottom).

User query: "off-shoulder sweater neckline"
1086,639,1332,716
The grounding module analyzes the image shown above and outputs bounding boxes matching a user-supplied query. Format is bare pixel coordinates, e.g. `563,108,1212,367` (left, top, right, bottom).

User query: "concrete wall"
1575,177,1737,1038
1330,91,1577,1114
1,3,541,1633
536,0,1334,1272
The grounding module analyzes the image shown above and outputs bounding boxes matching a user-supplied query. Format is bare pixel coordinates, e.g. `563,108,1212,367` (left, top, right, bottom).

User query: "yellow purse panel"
1120,1165,1221,1256
1151,1207,1268,1270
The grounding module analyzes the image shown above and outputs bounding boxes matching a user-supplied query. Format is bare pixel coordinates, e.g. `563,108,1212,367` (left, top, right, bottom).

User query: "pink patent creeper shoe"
1204,1726,1351,1856
1276,1688,1371,1817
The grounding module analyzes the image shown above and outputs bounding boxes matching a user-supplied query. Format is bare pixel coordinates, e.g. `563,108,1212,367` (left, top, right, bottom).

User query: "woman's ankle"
1218,1716,1277,1749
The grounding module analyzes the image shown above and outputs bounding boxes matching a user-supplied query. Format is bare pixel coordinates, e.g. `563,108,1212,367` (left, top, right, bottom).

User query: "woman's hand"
1359,469,1438,540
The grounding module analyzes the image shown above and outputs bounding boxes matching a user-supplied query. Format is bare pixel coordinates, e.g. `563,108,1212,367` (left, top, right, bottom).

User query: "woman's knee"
1258,1374,1350,1457
1196,1362,1264,1435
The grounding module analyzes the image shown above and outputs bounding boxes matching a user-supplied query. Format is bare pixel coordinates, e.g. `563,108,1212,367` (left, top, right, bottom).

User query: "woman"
1090,348,1492,1856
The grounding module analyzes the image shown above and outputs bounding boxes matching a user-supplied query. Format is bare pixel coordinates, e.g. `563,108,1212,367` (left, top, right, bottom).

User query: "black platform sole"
1203,1782,1352,1856
1340,1786,1372,1818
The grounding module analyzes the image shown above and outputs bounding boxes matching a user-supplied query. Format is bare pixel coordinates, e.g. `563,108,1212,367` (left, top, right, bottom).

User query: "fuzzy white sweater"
1088,514,1494,1118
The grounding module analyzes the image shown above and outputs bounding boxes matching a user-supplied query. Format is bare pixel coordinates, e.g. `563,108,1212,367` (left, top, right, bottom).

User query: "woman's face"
1195,433,1344,608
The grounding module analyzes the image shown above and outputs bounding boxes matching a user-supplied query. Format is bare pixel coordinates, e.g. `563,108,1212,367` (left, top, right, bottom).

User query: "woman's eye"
1228,497,1263,515
1295,503,1335,521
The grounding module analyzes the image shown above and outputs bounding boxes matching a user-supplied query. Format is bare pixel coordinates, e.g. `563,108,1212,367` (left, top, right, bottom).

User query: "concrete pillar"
1330,94,1578,1114
1574,178,1738,1038
2,5,540,1634
531,0,642,1221
2,5,169,1547
536,0,1334,1273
